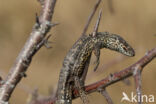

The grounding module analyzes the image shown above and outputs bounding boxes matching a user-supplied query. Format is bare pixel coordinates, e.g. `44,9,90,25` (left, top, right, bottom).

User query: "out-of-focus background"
0,0,156,104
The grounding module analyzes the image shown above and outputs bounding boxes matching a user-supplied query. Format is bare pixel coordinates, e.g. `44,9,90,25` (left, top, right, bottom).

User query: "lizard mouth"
127,51,135,57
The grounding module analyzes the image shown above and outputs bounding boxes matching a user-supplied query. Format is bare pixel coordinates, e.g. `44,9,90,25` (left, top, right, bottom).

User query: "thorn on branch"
108,73,114,81
47,22,59,28
43,34,53,49
36,34,53,50
20,72,27,78
35,13,41,29
35,12,58,29
35,13,40,24
98,88,114,104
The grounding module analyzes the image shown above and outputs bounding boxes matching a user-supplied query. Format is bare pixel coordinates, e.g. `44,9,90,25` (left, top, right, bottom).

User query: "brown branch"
81,0,102,36
0,0,57,103
36,47,156,104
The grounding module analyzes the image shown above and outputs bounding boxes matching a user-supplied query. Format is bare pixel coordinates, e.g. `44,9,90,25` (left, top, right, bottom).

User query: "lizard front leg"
93,46,100,71
74,76,89,104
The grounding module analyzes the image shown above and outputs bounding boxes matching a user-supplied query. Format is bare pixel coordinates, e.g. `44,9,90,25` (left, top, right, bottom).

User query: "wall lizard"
55,32,135,104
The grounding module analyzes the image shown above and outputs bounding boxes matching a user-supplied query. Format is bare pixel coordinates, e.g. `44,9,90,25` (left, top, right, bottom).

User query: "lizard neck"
89,32,109,48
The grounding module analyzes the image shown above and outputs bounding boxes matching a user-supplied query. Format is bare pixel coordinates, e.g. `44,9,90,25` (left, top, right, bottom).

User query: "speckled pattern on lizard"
55,32,135,104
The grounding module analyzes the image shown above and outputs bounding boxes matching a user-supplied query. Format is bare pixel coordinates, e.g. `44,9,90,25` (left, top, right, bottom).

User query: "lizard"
55,32,135,104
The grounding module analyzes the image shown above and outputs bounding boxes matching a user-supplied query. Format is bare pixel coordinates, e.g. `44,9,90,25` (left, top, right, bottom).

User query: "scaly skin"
55,35,89,104
55,32,135,104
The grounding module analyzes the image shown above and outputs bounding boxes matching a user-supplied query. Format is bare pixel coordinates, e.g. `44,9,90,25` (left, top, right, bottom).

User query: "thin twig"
0,0,57,103
92,9,102,37
98,88,114,104
81,0,102,36
133,65,142,104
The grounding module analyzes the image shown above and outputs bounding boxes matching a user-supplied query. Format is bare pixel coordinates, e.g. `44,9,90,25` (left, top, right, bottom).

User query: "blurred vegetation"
0,0,156,104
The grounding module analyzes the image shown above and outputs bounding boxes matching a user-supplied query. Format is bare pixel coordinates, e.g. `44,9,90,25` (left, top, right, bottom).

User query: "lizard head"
103,33,135,57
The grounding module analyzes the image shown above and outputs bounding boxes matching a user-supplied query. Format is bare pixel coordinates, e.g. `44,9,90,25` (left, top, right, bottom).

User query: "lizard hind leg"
74,76,89,104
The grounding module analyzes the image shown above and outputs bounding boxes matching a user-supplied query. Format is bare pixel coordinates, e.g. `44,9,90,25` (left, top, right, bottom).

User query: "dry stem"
0,0,57,103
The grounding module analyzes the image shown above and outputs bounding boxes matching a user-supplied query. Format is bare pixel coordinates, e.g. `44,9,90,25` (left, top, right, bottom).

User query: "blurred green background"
0,0,156,104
